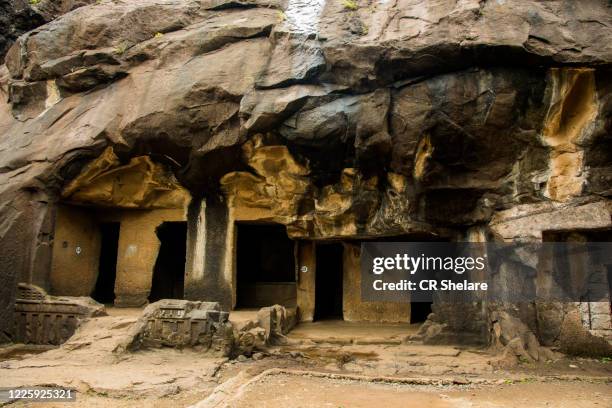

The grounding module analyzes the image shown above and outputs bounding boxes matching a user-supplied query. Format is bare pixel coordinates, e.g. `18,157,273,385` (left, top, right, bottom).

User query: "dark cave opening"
91,222,120,304
360,234,444,324
236,223,296,308
148,221,187,302
410,301,433,324
315,243,344,320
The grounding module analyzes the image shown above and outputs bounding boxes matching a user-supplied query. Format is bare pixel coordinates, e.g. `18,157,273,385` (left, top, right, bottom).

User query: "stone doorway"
314,243,344,321
48,148,191,307
90,222,120,304
148,222,187,302
235,223,296,308
410,301,432,324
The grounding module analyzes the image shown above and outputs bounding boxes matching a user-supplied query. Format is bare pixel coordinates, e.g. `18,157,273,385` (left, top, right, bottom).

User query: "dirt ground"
1,314,610,407
200,372,611,408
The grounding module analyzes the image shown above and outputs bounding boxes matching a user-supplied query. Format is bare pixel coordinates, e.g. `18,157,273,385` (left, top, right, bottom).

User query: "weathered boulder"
413,306,488,346
257,304,296,341
234,319,267,356
117,299,233,355
0,0,99,64
232,305,296,355
490,309,561,364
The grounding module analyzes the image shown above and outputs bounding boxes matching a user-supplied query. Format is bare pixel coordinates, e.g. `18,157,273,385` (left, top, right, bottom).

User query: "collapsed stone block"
235,327,267,356
13,283,106,345
232,305,297,355
121,299,233,356
257,304,297,342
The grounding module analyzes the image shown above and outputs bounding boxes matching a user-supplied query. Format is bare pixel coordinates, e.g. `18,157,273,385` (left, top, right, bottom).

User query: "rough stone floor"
288,320,420,345
0,313,610,407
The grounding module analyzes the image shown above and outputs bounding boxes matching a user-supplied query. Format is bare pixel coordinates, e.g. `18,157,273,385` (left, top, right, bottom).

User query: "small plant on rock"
342,0,358,11
114,42,128,55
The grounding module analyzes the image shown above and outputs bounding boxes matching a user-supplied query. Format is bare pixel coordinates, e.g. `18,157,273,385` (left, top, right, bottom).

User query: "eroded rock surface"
117,299,233,355
13,283,106,345
0,0,611,355
0,0,97,64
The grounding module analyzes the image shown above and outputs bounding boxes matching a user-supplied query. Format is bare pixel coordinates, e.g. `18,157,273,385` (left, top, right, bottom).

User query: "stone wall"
50,204,101,296
0,190,54,342
50,206,187,305
342,242,410,323
107,208,186,307
48,149,190,306
296,241,316,322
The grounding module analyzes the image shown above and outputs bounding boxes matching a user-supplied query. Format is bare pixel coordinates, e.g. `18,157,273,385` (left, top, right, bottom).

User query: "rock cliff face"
0,0,611,354
0,0,96,63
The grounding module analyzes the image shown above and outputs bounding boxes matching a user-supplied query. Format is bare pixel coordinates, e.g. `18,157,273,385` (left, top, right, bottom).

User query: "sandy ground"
1,313,610,407
0,314,224,407
209,373,611,408
289,320,420,344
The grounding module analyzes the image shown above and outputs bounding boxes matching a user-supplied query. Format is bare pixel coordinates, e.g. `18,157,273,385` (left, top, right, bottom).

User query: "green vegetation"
114,42,128,55
342,0,358,11
517,355,530,364
29,0,40,5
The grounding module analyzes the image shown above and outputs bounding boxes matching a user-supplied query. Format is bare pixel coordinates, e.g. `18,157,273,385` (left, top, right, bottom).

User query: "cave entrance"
315,243,344,320
410,301,432,324
91,222,120,304
360,234,446,325
235,223,296,308
148,221,187,302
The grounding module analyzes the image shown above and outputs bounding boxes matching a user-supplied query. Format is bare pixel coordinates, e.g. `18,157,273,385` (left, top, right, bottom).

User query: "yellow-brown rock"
542,68,598,202
221,137,310,228
62,147,190,209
